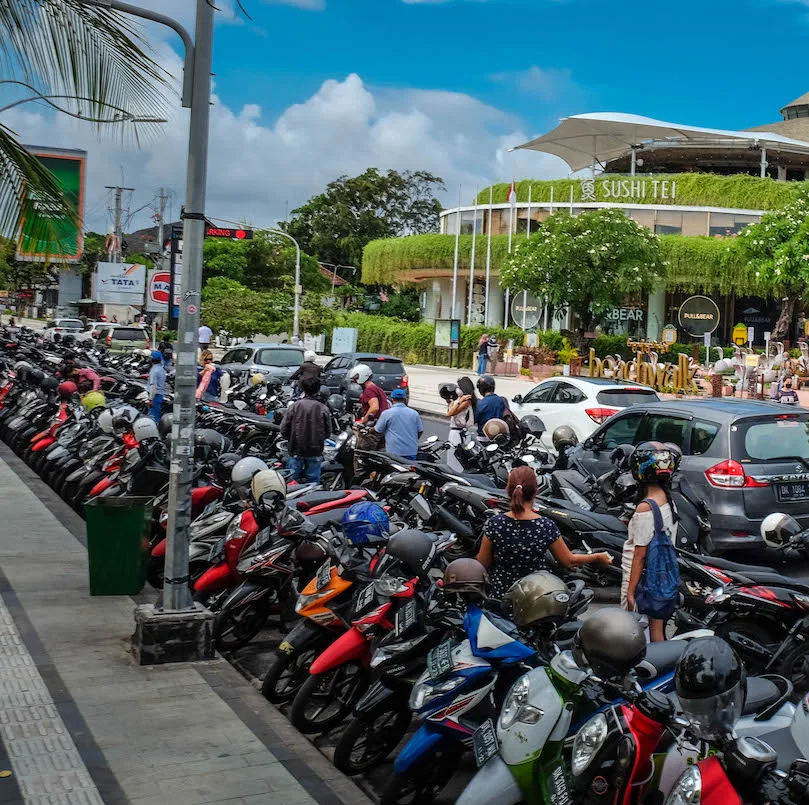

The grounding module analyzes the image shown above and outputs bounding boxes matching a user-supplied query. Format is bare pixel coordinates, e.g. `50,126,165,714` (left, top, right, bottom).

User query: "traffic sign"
204,226,253,240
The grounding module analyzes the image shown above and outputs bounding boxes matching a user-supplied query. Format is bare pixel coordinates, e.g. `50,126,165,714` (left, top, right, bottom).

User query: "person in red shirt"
351,364,390,425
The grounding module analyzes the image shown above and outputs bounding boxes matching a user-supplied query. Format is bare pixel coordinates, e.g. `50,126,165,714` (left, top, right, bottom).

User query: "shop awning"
512,112,809,172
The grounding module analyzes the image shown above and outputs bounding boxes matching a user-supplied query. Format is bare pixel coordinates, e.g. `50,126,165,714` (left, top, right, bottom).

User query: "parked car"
321,352,409,401
75,321,109,343
98,325,150,354
219,343,305,383
572,398,809,555
43,318,84,340
511,377,659,450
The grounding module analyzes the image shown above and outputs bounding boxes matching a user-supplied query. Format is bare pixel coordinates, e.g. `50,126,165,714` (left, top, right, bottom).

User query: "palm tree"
0,0,168,255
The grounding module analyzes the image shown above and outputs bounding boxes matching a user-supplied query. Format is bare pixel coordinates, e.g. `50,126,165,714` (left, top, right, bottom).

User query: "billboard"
17,147,86,263
146,269,170,312
95,262,145,305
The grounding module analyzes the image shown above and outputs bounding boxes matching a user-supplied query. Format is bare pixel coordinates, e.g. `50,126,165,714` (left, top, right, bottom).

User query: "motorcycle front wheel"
332,704,412,775
261,646,319,704
778,642,809,701
213,594,272,652
379,743,463,805
289,662,367,734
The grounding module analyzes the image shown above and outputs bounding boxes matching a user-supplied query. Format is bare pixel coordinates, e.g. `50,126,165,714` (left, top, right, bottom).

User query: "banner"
17,147,86,262
146,269,170,312
95,262,145,305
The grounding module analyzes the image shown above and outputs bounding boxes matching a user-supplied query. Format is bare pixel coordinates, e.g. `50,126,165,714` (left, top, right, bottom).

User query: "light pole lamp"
319,262,358,295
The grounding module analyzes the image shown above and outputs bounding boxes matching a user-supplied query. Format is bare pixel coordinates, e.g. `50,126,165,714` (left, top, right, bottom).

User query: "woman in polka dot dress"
476,465,613,598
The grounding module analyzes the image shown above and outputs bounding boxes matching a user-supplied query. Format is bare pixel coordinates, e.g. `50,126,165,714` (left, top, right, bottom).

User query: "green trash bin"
85,497,153,595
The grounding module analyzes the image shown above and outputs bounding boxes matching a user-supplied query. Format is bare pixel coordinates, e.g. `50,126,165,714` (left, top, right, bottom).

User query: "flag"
507,180,517,205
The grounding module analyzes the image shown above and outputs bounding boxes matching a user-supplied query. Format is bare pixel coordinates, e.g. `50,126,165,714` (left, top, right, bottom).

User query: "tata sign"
678,295,720,337
146,269,170,312
95,261,145,305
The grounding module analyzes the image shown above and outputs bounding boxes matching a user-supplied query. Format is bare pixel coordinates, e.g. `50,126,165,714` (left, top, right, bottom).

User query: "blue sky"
3,0,809,232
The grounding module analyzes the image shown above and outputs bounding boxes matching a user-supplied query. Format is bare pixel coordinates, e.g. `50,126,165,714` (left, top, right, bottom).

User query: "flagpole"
526,184,532,238
484,186,493,326
505,180,515,328
451,184,461,320
467,187,478,324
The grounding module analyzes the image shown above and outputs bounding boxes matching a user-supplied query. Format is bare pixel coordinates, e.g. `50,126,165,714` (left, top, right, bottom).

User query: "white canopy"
512,112,809,172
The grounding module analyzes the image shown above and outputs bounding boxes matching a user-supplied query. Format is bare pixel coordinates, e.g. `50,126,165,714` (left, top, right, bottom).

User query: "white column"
646,285,666,341
486,276,506,328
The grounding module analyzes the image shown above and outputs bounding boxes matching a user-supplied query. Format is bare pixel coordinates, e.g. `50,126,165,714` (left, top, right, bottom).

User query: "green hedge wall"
476,174,803,211
590,333,734,363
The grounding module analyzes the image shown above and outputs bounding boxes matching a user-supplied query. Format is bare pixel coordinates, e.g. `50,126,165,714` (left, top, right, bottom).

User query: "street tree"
282,168,444,267
203,239,248,284
0,2,167,252
502,209,664,343
738,190,809,340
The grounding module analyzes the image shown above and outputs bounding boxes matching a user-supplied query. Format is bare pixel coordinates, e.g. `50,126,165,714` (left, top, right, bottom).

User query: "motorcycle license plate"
394,599,418,637
472,719,499,767
354,583,376,615
315,559,332,590
208,537,225,562
427,639,453,680
776,482,809,502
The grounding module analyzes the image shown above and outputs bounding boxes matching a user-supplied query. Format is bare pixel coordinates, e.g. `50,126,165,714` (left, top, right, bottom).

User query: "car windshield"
596,389,659,407
59,321,83,330
734,416,809,461
111,328,146,340
256,348,304,367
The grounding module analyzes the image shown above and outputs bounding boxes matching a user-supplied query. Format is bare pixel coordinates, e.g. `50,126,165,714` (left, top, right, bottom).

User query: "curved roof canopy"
512,112,809,172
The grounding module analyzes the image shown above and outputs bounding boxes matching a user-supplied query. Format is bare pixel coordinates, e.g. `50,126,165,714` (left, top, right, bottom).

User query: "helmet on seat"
384,529,437,577
482,418,509,442
572,607,646,680
132,417,160,443
761,512,802,549
40,376,59,393
81,391,106,412
675,637,746,740
442,558,489,598
158,413,174,440
231,457,269,493
214,452,241,486
520,415,546,438
26,368,45,387
630,441,681,483
195,429,229,461
327,394,346,415
251,469,287,508
552,425,578,452
342,502,389,545
57,381,78,399
348,364,373,385
251,373,266,386
503,571,570,627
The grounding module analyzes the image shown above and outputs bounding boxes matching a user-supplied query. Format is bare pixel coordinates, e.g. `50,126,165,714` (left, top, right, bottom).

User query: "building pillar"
777,166,787,182
422,279,441,322
486,276,505,328
647,284,666,341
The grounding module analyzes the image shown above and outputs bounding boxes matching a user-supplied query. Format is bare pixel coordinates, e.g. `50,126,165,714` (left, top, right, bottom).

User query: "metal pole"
451,184,461,320
505,193,514,328
164,0,214,612
293,241,301,341
484,187,493,326
521,290,527,330
760,146,768,178
630,147,637,176
113,186,122,263
467,189,478,325
526,185,532,238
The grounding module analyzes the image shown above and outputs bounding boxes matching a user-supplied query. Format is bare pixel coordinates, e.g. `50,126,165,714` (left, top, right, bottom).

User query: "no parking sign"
146,269,170,312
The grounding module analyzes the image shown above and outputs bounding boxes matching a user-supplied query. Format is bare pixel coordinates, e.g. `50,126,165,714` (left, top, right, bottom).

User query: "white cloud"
489,65,578,103
0,60,569,234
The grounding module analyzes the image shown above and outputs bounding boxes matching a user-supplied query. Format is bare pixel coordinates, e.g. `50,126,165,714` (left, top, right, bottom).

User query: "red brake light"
705,459,769,488
401,375,409,388
585,407,619,424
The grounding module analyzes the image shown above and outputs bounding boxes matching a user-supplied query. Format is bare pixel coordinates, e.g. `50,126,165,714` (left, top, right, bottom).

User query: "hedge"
476,174,804,211
363,231,763,295
591,333,735,364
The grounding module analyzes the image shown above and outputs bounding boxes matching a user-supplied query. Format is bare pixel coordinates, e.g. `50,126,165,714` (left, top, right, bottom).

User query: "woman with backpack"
622,441,681,642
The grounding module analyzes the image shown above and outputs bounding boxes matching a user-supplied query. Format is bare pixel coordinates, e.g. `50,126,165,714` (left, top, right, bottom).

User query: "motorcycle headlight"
499,675,544,729
409,676,464,711
665,765,702,805
705,587,729,605
370,636,427,668
571,713,608,776
295,589,330,613
374,577,409,596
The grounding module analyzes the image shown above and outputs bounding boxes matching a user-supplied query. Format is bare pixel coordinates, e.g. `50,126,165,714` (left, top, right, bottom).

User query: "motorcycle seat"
736,572,809,592
463,473,500,490
742,676,781,717
296,490,351,508
636,640,687,680
682,551,777,577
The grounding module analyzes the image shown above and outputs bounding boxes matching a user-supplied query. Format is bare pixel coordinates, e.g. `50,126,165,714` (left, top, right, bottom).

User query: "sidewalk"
0,446,371,805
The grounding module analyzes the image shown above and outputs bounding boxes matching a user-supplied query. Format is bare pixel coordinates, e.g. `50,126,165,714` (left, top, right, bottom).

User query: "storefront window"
655,210,682,235
630,209,655,231
709,213,757,238
681,211,709,236
460,210,482,235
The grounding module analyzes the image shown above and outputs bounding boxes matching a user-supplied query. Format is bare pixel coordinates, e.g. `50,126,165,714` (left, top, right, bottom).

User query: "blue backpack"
634,499,680,621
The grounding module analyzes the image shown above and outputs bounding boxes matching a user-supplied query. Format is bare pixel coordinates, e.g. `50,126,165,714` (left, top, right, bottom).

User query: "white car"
42,318,84,340
75,321,110,342
510,377,659,451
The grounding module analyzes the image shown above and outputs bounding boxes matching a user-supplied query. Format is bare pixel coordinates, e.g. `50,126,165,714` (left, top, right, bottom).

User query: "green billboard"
17,148,86,262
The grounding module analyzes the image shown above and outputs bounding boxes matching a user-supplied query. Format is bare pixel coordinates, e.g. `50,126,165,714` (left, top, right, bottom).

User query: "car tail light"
585,407,619,424
705,459,770,488
106,334,112,347
401,375,409,388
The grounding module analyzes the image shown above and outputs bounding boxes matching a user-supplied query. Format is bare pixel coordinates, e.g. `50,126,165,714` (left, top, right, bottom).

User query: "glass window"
111,327,147,340
553,382,586,404
597,412,645,449
523,382,556,404
325,357,346,371
691,420,720,456
256,348,304,367
444,212,459,235
655,210,682,235
222,348,253,364
460,210,481,235
635,414,690,448
681,211,709,237
630,209,655,231
596,389,659,407
734,417,809,461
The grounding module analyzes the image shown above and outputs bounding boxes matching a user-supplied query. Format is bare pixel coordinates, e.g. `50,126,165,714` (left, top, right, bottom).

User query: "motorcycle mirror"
486,443,499,453
464,440,476,450
520,454,537,463
259,392,267,400
269,395,277,402
425,435,438,445
512,394,523,404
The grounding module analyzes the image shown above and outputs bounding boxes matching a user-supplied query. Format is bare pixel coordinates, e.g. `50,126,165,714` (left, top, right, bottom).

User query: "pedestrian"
374,388,423,460
474,375,506,436
476,465,612,598
67,361,101,391
147,351,166,423
196,350,223,403
290,350,322,387
280,374,331,484
446,376,477,471
8,316,15,327
158,334,174,368
622,442,680,642
775,376,800,405
487,335,500,374
477,335,488,375
198,321,213,352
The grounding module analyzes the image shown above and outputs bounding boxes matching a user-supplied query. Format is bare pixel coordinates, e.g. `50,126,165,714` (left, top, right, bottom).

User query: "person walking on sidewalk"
477,335,489,375
198,322,213,352
281,375,331,484
147,351,166,422
486,335,500,374
446,376,477,471
375,388,423,460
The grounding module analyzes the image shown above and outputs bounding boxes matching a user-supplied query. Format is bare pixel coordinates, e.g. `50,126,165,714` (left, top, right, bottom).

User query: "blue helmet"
342,502,389,545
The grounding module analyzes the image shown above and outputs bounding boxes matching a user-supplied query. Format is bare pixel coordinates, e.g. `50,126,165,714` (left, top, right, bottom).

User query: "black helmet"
612,472,639,504
609,443,635,469
675,637,746,740
521,415,546,438
477,375,496,395
438,383,457,404
61,333,76,346
327,394,346,415
552,425,577,451
572,607,646,680
443,558,489,598
40,376,59,393
384,529,437,577
195,429,229,461
27,368,45,387
630,441,680,483
214,452,241,486
158,413,174,440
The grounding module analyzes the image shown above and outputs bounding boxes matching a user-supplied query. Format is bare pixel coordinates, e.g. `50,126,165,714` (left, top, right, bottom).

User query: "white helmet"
97,409,115,434
132,417,159,443
231,456,269,490
251,469,287,506
13,361,32,372
349,363,373,384
140,348,152,357
304,350,317,362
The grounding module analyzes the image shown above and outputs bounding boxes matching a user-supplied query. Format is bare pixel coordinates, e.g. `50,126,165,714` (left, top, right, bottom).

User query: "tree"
203,239,248,284
282,168,444,267
737,190,809,340
1,2,167,253
378,287,421,321
502,209,664,342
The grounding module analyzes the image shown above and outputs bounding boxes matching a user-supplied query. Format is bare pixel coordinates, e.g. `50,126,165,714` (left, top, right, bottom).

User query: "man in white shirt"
198,323,213,351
